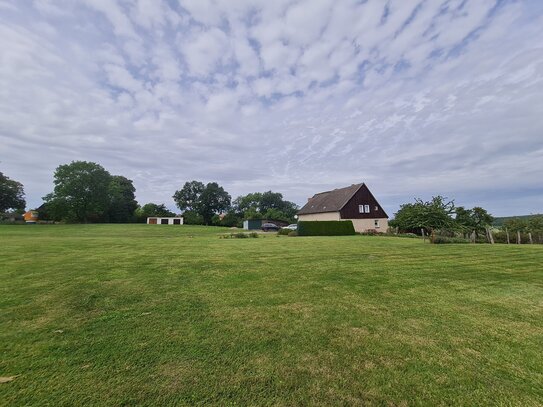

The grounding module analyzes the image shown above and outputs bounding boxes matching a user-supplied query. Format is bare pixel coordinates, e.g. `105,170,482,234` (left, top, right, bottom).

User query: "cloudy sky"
1,0,542,216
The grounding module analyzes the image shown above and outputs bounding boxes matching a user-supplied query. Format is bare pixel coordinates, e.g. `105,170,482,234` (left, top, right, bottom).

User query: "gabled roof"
298,183,364,215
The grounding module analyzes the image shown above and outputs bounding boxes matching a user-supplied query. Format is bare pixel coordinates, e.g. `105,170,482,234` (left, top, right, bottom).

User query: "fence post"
506,228,510,244
486,227,494,244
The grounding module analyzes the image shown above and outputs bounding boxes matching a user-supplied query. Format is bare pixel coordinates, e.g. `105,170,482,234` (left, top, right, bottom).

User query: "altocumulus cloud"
0,0,542,216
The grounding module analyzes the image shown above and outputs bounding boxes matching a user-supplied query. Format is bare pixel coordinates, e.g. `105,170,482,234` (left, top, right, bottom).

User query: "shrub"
360,229,379,236
288,231,298,237
397,233,419,238
277,228,291,236
433,235,470,244
220,232,258,239
297,221,355,236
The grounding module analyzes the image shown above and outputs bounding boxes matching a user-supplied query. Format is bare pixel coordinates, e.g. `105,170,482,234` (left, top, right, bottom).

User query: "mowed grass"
1,225,542,406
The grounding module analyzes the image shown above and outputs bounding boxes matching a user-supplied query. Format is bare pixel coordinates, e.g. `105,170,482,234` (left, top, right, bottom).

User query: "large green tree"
172,181,205,212
455,206,494,237
232,190,298,222
173,181,231,225
195,182,231,225
391,196,456,241
0,171,26,212
108,176,138,223
43,161,112,223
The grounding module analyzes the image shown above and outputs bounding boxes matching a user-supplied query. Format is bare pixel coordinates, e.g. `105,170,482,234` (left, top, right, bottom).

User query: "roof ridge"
312,183,363,196
337,183,364,210
297,183,365,215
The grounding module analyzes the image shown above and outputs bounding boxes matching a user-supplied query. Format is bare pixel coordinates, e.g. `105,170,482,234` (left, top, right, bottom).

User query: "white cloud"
180,27,230,77
83,0,138,39
0,0,542,217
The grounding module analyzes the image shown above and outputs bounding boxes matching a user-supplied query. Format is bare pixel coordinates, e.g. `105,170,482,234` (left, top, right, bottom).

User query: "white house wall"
349,218,388,233
298,212,341,221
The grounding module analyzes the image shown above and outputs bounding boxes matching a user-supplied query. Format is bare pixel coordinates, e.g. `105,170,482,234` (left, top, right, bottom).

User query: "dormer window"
365,205,370,213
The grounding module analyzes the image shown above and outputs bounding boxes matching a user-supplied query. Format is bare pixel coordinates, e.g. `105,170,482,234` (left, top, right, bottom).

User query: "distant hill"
493,214,542,227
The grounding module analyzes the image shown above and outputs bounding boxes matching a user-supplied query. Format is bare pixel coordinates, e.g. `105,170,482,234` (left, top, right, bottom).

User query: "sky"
1,0,542,217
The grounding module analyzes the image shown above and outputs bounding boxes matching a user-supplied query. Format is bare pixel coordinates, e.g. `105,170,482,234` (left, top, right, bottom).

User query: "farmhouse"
297,183,389,233
147,216,184,225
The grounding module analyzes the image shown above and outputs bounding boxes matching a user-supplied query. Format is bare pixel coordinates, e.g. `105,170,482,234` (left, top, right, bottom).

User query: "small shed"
147,217,184,225
243,219,262,230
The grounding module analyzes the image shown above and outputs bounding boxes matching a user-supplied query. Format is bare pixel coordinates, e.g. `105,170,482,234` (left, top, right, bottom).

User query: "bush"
433,235,470,244
277,228,291,236
220,232,259,239
360,229,379,236
297,221,355,236
288,231,298,237
397,233,419,238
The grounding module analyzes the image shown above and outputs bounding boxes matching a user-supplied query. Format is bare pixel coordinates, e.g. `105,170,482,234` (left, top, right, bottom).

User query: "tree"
182,210,204,225
173,181,205,212
455,206,494,237
108,176,138,223
503,217,527,233
260,191,285,212
135,203,175,222
195,182,231,225
527,215,543,243
43,161,112,223
0,171,26,212
232,192,262,216
232,190,299,222
174,181,231,225
391,196,456,241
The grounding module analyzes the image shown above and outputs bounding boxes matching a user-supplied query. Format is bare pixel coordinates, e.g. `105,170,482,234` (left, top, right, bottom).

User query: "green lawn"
1,225,542,406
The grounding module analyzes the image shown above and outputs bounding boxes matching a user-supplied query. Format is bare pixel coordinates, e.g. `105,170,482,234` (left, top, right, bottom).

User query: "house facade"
297,183,389,233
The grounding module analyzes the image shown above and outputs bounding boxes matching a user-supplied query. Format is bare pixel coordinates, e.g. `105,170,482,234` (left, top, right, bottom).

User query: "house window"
374,219,380,228
365,205,370,213
359,205,364,213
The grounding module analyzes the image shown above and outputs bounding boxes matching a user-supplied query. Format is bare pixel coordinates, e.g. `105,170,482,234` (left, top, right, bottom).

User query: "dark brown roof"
298,183,363,215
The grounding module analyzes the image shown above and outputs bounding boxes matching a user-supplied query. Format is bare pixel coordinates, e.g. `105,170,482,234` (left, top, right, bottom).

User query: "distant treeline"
493,215,540,227
1,161,298,226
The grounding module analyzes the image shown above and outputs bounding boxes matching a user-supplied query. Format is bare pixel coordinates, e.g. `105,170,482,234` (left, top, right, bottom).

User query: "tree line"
1,161,298,226
3,163,540,240
390,195,543,243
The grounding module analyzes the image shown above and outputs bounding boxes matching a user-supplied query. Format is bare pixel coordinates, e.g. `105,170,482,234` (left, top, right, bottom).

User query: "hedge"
297,220,356,236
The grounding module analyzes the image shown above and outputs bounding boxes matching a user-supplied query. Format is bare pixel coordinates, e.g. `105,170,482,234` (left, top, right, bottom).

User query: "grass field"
1,224,542,406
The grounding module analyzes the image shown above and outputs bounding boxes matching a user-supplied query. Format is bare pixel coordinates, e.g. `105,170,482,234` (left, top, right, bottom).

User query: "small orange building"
23,210,39,223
